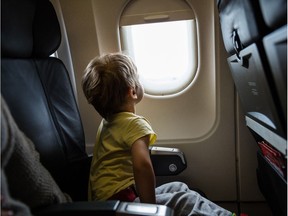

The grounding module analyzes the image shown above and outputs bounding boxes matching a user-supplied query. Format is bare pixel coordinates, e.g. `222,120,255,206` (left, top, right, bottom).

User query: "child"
82,53,233,215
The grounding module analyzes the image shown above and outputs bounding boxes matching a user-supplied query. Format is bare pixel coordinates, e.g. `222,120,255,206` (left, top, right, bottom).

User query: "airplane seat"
1,0,90,202
217,0,287,215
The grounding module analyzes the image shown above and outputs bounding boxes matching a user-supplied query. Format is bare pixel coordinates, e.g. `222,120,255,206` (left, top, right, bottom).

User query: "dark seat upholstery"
1,0,90,201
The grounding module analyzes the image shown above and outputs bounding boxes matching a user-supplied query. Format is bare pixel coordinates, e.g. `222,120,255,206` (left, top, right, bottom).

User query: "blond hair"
82,53,140,119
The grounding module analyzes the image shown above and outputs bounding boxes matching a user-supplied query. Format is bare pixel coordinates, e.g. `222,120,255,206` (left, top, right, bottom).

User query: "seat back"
1,0,89,201
218,0,287,142
217,0,287,215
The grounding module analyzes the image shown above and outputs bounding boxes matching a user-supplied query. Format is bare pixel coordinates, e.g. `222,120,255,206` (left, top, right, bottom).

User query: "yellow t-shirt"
89,112,157,201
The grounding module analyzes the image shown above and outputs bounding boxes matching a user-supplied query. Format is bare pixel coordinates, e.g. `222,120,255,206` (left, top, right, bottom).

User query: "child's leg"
155,181,190,194
155,182,232,216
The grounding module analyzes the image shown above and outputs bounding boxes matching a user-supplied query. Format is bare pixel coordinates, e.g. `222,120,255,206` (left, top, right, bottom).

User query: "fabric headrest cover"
1,0,61,58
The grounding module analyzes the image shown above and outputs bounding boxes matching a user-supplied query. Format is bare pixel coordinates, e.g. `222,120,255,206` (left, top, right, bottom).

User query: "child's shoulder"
109,112,149,126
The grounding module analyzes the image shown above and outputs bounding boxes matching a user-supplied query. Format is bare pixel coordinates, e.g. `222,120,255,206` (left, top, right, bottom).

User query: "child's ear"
128,87,138,100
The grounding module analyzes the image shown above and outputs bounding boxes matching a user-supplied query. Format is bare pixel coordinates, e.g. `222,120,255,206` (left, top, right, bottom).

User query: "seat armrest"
34,201,119,216
34,201,174,216
150,146,187,176
117,202,174,216
86,147,187,176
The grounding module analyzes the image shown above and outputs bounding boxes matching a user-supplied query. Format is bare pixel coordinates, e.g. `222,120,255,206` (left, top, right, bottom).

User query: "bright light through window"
121,19,198,97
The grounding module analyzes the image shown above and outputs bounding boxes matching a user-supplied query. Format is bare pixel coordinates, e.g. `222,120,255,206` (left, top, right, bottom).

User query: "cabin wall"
57,0,265,206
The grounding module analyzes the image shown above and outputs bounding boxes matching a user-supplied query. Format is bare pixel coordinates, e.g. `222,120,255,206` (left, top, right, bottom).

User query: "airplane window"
120,19,198,97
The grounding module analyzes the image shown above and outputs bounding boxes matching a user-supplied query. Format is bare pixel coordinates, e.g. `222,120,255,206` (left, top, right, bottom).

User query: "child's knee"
157,181,189,193
173,181,190,191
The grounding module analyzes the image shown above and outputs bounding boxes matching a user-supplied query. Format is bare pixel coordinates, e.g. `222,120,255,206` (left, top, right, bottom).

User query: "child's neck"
119,102,136,114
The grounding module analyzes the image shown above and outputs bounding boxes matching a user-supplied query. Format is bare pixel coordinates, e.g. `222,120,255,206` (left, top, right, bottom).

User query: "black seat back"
218,0,287,140
217,0,287,215
1,0,89,201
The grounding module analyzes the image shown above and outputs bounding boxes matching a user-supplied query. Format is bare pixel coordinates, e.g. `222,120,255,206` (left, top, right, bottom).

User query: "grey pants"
135,182,232,216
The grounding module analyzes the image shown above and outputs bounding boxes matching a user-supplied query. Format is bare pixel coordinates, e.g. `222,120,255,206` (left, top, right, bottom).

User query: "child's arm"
131,135,156,204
